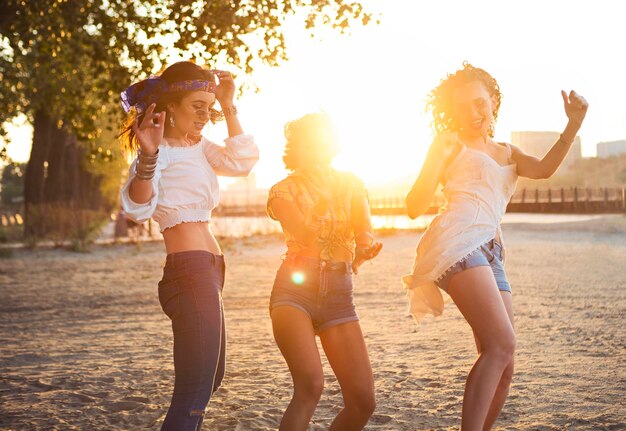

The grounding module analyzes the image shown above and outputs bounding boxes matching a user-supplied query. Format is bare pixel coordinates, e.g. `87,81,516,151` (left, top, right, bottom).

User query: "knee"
346,390,376,418
294,375,324,404
484,332,516,364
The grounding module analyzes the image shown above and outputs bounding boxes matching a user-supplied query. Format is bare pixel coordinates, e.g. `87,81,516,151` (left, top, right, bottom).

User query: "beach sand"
1,216,624,430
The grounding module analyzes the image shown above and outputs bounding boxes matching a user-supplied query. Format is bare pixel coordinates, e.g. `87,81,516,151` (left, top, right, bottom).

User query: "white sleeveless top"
120,134,259,232
401,143,518,323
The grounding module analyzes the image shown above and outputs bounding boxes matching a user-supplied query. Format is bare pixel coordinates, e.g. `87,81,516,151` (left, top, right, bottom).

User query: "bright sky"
5,0,626,189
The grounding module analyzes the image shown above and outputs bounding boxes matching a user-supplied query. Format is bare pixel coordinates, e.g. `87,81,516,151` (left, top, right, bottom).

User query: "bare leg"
320,322,376,431
482,292,514,430
271,306,324,431
447,266,516,431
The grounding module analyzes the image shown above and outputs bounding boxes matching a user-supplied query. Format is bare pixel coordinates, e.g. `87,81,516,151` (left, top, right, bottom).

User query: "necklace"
164,135,197,147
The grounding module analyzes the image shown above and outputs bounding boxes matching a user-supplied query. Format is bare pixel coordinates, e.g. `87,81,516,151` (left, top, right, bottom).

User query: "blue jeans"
158,250,226,431
435,239,512,293
269,255,359,335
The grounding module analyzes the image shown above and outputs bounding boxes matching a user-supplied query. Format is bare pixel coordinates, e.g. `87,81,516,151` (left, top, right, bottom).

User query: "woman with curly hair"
267,113,382,430
119,61,259,430
403,63,588,430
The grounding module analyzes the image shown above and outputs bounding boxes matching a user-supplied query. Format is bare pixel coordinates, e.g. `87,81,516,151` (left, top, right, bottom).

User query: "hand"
352,242,383,275
561,90,588,126
213,70,236,107
133,103,165,155
431,132,461,166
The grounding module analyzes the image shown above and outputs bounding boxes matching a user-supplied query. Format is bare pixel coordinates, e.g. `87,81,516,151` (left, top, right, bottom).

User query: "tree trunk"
24,110,52,236
24,110,106,239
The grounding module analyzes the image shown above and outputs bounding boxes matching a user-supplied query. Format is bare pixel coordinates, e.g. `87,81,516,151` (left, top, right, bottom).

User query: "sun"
229,25,435,191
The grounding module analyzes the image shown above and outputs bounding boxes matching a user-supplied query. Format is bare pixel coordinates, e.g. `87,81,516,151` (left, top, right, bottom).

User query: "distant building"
226,172,257,192
596,140,626,158
511,131,582,172
220,173,267,206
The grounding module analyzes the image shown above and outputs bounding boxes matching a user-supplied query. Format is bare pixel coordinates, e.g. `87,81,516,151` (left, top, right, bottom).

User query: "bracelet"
138,148,159,162
135,162,157,177
135,149,159,180
221,105,238,117
135,169,155,181
135,164,156,180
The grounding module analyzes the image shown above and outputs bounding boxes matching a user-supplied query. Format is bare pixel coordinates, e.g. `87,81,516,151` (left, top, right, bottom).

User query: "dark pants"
158,250,226,431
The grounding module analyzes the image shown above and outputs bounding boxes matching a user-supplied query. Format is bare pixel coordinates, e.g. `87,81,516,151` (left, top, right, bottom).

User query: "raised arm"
203,70,259,176
512,90,589,179
128,103,165,204
120,103,166,223
214,70,243,138
406,132,460,219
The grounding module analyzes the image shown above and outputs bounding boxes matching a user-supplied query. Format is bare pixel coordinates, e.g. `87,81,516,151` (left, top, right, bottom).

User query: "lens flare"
291,271,305,284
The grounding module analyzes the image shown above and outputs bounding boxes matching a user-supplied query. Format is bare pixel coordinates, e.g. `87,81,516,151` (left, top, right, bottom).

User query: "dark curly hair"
426,62,502,137
119,61,221,152
282,113,339,171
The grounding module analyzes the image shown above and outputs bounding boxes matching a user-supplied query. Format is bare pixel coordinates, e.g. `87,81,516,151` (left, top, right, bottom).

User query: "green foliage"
0,0,152,146
0,0,373,243
82,110,129,210
0,0,373,153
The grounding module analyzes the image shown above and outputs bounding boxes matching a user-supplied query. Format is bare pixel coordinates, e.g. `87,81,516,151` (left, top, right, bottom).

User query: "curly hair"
426,62,502,137
119,61,220,152
282,113,339,171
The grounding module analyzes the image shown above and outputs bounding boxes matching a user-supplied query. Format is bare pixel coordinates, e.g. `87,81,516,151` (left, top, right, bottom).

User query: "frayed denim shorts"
269,255,359,335
435,239,511,293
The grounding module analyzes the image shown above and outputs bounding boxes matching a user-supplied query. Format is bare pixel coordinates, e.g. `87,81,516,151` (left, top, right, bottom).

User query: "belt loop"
320,260,328,296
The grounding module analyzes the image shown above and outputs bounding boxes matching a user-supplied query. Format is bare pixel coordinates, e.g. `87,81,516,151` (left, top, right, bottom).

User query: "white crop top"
120,134,259,232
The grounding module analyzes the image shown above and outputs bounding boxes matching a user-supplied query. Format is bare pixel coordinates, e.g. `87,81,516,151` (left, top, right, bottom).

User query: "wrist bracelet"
134,168,155,181
137,163,158,172
222,105,238,117
135,163,156,179
135,149,159,180
138,148,159,162
137,158,158,167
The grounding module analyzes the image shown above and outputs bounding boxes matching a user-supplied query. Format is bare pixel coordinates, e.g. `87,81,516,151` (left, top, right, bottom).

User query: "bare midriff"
161,222,221,255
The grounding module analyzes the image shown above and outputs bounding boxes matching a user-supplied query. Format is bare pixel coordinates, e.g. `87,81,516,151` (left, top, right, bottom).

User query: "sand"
0,216,624,430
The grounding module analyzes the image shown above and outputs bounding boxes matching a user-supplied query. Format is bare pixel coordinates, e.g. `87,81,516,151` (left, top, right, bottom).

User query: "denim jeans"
269,255,359,335
435,238,511,293
158,250,226,431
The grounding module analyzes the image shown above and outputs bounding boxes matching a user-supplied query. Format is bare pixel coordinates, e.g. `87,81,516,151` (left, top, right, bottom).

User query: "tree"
0,0,373,239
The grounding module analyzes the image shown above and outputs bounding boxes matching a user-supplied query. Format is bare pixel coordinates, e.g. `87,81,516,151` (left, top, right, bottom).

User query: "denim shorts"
269,255,359,335
435,239,511,293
